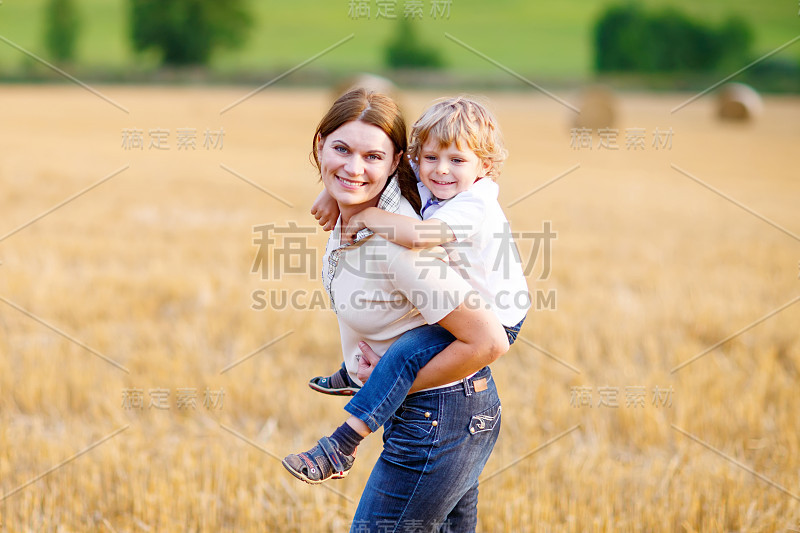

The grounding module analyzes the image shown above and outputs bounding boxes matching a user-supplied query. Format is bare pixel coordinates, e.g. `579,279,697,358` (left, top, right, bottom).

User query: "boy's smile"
418,138,491,200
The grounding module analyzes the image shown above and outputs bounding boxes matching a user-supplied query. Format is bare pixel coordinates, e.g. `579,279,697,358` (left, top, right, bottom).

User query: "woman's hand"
356,341,381,383
311,189,340,231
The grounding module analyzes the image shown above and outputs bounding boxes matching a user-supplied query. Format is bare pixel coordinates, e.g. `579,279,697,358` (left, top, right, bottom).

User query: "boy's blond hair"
408,96,507,180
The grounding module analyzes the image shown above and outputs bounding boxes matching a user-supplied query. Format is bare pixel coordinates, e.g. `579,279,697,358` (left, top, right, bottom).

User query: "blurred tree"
594,4,753,73
385,18,443,69
646,9,713,71
594,5,651,71
45,0,79,63
129,0,252,66
716,15,753,70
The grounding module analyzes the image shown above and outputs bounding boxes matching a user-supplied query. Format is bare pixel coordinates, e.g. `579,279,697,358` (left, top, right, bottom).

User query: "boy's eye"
424,155,437,161
452,158,464,163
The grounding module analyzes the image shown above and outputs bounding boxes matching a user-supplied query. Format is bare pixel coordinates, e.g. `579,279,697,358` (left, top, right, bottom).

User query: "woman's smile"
336,175,368,189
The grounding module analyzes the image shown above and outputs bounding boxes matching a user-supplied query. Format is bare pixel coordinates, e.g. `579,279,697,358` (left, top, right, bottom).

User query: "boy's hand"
347,212,370,238
356,341,381,383
344,207,378,243
311,189,339,231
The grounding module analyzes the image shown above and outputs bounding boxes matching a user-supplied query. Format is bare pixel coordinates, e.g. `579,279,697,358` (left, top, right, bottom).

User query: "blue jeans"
346,324,454,432
349,365,502,532
504,316,525,345
345,318,524,432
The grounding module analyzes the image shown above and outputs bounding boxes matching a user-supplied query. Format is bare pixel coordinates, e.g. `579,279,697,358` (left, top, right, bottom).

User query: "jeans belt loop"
462,377,473,396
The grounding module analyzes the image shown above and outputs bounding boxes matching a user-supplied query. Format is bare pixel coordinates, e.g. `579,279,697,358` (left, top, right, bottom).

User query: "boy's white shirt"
417,178,531,327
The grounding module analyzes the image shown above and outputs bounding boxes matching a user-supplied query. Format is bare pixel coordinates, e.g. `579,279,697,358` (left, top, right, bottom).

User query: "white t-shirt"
418,178,530,327
323,178,475,386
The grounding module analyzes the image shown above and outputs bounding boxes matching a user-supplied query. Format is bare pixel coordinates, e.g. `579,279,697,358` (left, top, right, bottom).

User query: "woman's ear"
391,151,402,175
315,133,323,156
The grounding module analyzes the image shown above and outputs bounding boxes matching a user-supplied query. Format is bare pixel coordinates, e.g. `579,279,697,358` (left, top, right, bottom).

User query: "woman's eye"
367,154,383,160
334,146,348,153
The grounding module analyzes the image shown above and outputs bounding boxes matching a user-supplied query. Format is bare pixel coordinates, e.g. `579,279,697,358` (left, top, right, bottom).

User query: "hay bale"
332,73,400,103
572,85,617,130
716,82,763,121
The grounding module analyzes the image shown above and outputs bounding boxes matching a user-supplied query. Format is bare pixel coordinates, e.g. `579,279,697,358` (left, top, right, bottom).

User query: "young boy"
283,96,529,484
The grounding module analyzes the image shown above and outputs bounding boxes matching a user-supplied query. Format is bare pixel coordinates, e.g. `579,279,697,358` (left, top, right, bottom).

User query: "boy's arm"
311,189,339,231
349,207,454,249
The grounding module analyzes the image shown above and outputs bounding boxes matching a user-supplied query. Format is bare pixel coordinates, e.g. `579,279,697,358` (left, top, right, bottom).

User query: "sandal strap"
317,436,345,473
327,367,352,390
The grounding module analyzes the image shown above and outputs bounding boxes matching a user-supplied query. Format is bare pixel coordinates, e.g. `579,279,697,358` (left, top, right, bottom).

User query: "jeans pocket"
469,403,501,435
392,405,437,440
383,406,438,463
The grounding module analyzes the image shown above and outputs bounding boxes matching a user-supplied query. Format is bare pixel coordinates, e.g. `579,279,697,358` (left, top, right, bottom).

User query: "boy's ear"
478,158,492,178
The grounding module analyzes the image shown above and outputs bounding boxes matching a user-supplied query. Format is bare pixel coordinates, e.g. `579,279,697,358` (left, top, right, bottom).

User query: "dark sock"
330,422,363,456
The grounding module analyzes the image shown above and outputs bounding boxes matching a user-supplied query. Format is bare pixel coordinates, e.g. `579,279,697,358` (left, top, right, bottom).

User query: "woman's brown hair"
312,88,421,213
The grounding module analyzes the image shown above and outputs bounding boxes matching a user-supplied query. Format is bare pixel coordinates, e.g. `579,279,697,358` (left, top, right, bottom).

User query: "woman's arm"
362,243,508,393
349,207,454,249
411,303,508,392
357,302,508,393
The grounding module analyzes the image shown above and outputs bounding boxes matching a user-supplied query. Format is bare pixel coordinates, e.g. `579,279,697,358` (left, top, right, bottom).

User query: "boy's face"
417,138,491,200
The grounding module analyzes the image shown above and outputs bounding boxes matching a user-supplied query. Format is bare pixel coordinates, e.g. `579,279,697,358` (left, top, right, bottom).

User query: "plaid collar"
376,174,402,213
323,176,402,310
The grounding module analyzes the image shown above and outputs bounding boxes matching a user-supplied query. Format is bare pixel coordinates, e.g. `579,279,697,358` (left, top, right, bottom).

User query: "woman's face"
317,120,401,214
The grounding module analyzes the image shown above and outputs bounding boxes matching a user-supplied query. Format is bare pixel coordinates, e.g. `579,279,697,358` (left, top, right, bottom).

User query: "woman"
297,89,508,531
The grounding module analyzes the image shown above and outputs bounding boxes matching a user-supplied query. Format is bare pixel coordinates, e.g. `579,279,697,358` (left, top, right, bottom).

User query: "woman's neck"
339,198,379,228
338,196,380,243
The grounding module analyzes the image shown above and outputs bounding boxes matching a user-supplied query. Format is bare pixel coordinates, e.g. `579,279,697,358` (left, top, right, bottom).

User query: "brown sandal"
282,436,356,484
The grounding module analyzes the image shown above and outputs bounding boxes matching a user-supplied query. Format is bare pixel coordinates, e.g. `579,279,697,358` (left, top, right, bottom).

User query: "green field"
0,0,798,77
